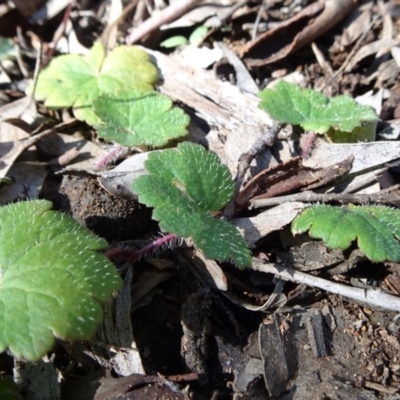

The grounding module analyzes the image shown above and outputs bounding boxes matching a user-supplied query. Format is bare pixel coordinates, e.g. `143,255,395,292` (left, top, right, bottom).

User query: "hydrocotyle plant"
292,204,400,262
131,142,252,269
33,42,190,147
259,81,378,142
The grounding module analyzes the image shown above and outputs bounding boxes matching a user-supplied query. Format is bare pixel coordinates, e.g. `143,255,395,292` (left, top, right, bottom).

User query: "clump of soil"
57,175,153,242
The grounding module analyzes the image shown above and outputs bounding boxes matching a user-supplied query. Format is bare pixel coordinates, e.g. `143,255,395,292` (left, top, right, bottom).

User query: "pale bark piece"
216,41,258,95
98,151,150,200
0,96,37,124
345,38,399,72
37,132,108,170
126,0,203,44
0,162,47,205
0,120,77,183
234,202,307,248
86,267,146,376
162,0,238,29
303,139,400,173
146,49,274,175
241,0,355,67
276,241,345,272
252,260,400,312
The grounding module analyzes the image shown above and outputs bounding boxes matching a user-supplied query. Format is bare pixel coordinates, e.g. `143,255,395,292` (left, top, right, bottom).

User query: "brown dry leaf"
340,1,373,47
345,38,399,72
235,156,353,211
0,96,37,124
0,121,33,182
37,133,108,170
241,0,356,67
0,161,47,205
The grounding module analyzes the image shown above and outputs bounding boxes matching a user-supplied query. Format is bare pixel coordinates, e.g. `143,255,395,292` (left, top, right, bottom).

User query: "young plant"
259,81,378,142
34,42,158,126
93,91,189,147
160,26,209,48
131,142,251,269
33,42,189,146
0,200,122,361
292,204,400,262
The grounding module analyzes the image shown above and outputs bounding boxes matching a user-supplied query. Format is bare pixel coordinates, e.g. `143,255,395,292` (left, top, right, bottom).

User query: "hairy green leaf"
94,92,190,147
292,204,400,262
0,200,122,360
131,143,251,268
34,43,158,125
259,81,378,134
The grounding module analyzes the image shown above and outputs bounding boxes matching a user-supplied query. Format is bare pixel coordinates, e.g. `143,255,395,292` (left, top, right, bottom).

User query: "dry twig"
252,260,400,312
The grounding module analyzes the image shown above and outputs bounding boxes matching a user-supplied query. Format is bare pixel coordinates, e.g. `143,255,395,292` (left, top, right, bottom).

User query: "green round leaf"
292,204,400,262
259,81,378,135
0,200,122,360
131,143,251,268
94,91,190,147
34,43,159,125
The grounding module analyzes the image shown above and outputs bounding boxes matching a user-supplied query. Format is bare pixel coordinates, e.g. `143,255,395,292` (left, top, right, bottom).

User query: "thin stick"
126,0,203,44
251,260,400,312
250,186,400,209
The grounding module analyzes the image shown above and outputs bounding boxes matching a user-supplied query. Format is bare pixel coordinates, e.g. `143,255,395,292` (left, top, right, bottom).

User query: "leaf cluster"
34,42,189,147
292,204,400,262
132,142,251,269
259,81,378,139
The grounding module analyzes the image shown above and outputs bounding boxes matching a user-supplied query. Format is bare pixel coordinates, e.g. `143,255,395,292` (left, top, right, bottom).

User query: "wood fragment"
126,0,203,44
258,319,290,397
306,309,328,357
250,185,400,209
251,260,400,312
236,156,353,211
242,0,355,67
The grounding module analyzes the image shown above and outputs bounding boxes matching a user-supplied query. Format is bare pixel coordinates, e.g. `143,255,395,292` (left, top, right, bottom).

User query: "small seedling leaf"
0,200,122,361
292,204,400,262
34,43,158,125
160,36,188,48
259,81,378,134
131,142,251,268
189,26,208,45
94,91,190,147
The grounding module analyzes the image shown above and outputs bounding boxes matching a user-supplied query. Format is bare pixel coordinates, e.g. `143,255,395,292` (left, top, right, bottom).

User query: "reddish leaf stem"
105,233,178,263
